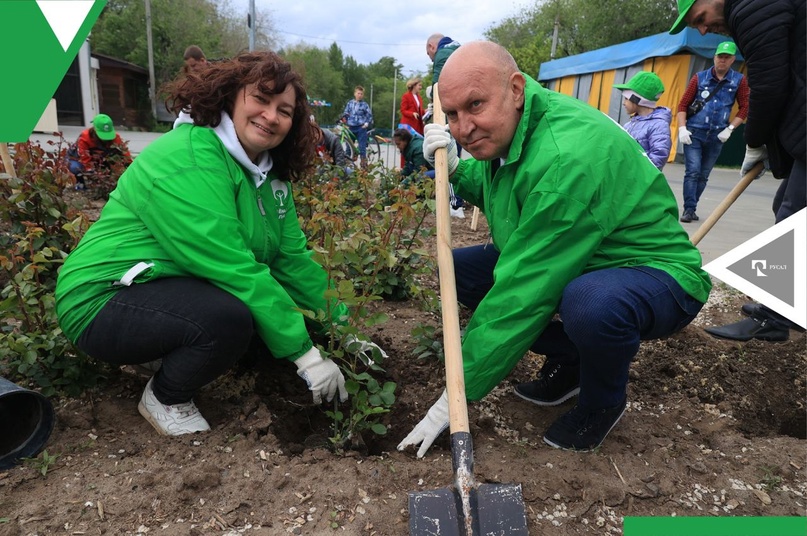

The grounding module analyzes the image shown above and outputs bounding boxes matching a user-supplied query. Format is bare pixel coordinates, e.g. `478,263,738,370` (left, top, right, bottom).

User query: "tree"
486,0,679,77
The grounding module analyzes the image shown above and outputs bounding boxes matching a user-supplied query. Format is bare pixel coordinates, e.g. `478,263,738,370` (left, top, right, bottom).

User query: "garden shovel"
408,85,528,536
690,162,764,246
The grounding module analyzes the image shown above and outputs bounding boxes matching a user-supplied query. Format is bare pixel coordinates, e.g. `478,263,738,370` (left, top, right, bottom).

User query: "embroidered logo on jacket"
271,179,288,219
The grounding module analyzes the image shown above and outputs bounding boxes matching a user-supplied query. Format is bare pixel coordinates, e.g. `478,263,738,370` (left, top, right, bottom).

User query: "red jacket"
73,128,132,172
400,91,425,134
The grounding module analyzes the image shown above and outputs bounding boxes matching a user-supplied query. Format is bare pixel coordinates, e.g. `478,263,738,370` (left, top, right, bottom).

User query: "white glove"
427,103,433,114
717,126,733,143
741,145,769,180
397,390,449,458
295,346,347,404
423,123,459,175
343,334,388,366
413,112,420,120
426,85,433,101
361,123,369,129
678,126,693,145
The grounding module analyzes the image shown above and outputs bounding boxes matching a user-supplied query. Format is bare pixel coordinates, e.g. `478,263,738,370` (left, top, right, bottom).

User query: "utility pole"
550,13,560,60
248,0,256,51
145,0,157,119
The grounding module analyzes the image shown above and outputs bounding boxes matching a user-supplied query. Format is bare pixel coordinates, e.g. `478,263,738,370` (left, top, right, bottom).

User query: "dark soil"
1,208,805,536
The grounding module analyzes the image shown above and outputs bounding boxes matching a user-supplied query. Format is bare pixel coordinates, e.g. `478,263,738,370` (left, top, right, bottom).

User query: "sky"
232,0,536,76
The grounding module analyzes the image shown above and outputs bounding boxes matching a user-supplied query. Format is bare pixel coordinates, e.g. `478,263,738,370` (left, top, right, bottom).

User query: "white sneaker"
137,377,210,436
450,207,465,219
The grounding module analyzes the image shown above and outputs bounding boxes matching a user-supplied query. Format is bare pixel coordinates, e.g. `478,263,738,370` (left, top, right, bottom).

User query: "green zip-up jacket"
452,75,712,401
55,117,347,361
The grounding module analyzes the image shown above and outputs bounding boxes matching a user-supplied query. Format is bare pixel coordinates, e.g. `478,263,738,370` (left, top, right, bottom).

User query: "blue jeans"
76,278,256,404
682,128,725,212
453,245,704,409
349,125,368,158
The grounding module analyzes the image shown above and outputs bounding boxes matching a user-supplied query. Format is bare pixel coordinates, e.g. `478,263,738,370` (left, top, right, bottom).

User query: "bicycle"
330,122,385,163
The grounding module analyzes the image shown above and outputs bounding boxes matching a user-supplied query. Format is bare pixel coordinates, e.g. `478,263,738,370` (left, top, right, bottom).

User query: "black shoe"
704,316,789,342
691,211,699,221
741,302,763,317
543,398,627,451
680,209,695,223
514,362,580,406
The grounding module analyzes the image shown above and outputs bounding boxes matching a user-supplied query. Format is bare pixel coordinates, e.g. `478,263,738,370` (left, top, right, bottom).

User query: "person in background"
400,77,425,136
423,33,461,123
613,71,672,170
676,40,749,223
311,115,352,178
397,42,709,456
182,45,208,74
341,86,373,169
66,113,132,190
671,0,805,341
392,128,465,218
55,51,386,437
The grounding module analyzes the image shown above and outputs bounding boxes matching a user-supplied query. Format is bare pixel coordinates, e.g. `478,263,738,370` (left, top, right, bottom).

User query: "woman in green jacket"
55,51,384,436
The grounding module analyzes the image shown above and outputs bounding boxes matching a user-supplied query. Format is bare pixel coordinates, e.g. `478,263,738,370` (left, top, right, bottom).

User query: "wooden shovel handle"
432,85,470,434
690,162,764,246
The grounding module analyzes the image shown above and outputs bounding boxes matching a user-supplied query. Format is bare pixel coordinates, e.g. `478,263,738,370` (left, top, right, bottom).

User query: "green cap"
715,41,737,55
92,114,116,141
669,0,696,34
613,71,665,102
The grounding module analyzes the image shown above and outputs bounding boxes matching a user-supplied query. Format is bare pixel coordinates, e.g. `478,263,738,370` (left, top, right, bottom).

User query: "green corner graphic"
0,0,107,142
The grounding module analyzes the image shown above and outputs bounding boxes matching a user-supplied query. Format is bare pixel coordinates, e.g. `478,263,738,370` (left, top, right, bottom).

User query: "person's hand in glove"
423,123,459,175
397,390,449,458
343,334,388,366
678,126,693,145
422,103,434,122
361,123,369,129
741,145,769,180
717,125,734,143
295,346,347,404
426,85,433,101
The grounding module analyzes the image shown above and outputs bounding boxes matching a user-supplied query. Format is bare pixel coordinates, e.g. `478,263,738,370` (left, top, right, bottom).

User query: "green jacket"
452,75,712,401
432,38,460,83
401,136,432,177
55,117,347,361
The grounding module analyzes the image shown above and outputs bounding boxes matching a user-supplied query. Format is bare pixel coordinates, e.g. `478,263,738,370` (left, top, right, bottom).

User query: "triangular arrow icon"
36,0,95,52
703,208,806,329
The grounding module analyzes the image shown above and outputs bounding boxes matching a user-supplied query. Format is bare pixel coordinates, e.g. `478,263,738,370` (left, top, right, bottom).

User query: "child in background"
613,72,672,170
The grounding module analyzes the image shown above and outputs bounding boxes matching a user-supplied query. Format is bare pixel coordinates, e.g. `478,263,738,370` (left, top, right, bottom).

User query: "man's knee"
559,276,630,336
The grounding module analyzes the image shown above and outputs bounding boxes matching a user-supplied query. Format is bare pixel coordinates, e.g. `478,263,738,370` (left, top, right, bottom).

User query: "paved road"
28,127,778,265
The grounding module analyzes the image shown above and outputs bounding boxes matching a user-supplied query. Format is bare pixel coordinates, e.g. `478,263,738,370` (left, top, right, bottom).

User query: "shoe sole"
513,386,580,407
542,404,627,452
704,330,789,342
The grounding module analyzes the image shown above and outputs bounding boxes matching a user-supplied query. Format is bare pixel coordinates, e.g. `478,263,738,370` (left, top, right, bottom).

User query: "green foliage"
486,0,679,76
295,164,438,449
0,142,100,397
22,450,59,477
296,165,437,302
91,0,278,88
411,323,444,362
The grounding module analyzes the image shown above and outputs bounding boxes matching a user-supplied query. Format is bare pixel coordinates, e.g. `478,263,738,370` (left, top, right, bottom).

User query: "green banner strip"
624,516,807,536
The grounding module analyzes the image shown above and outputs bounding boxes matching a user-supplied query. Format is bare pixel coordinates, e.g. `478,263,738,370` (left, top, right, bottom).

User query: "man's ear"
510,72,526,109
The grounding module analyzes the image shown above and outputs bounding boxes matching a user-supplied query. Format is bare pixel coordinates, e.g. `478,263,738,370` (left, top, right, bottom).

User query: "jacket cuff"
286,339,315,362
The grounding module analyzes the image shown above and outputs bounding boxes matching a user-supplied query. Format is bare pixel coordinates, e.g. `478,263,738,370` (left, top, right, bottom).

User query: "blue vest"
687,68,743,132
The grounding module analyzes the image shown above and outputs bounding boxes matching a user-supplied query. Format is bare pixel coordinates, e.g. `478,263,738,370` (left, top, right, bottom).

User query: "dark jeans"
453,245,704,409
76,278,255,404
682,128,725,212
755,157,807,329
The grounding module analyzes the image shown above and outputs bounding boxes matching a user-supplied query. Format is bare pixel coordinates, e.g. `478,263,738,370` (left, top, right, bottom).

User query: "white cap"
622,89,657,108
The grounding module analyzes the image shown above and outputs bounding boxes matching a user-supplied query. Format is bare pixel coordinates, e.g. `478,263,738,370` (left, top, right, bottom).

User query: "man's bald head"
437,41,525,161
426,33,444,60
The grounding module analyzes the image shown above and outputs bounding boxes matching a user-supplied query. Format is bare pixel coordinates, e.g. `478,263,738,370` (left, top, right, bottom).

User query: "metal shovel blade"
409,483,528,535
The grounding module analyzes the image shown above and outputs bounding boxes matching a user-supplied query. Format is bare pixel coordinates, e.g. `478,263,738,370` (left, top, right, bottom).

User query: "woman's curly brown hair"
163,51,315,182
